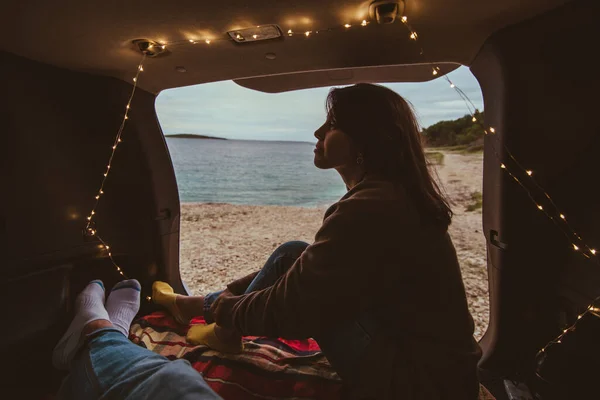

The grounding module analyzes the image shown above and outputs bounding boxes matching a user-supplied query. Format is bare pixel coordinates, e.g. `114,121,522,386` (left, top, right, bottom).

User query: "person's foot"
152,281,202,324
52,280,110,370
106,279,141,337
187,323,244,354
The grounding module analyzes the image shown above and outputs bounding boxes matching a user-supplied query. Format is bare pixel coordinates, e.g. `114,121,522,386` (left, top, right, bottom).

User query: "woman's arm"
211,194,406,338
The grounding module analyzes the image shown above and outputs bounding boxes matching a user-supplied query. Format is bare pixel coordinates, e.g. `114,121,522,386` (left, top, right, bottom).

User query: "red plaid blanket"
130,312,343,399
130,312,495,400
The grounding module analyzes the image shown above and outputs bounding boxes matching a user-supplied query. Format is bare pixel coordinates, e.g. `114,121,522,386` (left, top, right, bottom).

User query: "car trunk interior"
1,0,599,398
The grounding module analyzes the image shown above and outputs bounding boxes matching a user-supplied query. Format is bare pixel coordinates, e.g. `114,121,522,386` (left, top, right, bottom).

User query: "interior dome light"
228,25,282,43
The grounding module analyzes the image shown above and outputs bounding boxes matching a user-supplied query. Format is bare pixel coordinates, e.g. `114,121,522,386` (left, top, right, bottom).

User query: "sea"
166,138,348,207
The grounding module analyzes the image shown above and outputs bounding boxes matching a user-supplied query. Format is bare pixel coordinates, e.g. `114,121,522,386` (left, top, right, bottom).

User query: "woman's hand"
209,289,237,329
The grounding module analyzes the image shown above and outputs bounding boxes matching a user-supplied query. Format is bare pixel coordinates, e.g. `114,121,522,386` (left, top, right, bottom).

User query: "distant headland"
166,134,227,140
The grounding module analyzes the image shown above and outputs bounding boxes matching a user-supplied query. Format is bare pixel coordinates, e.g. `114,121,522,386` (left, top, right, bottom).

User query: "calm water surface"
166,138,347,207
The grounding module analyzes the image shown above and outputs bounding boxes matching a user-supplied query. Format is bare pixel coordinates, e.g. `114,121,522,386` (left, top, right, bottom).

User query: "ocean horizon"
166,137,348,207
165,134,315,145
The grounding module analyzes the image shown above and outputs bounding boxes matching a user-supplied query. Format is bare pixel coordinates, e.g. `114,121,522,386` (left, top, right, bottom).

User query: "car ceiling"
1,0,571,93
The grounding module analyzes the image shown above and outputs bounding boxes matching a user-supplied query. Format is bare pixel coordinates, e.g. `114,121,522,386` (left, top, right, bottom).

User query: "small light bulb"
361,20,368,26
113,145,116,149
288,29,293,36
541,348,545,352
252,34,258,39
564,329,568,333
472,116,477,122
108,252,112,256
410,32,417,40
126,105,130,109
189,39,195,43
305,31,311,37
557,340,561,343
573,244,579,250
450,84,455,88
401,16,408,23
118,139,122,143
107,165,110,169
96,195,100,199
500,164,506,169
432,69,438,76
344,23,351,28
148,44,154,49
537,205,543,210
161,45,166,49
124,116,128,120
578,314,583,319
100,190,104,194
526,170,533,176
87,216,92,220
133,77,137,82
139,66,144,72
490,127,496,133
205,39,211,44
146,296,152,301
560,214,565,219
120,271,124,275
591,249,597,255
91,211,95,215
103,173,107,177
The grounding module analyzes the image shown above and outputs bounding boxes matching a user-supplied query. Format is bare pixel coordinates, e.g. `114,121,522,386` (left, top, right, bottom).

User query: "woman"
153,83,482,399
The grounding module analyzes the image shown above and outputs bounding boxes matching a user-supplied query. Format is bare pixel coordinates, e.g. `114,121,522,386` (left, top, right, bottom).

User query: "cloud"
156,66,483,142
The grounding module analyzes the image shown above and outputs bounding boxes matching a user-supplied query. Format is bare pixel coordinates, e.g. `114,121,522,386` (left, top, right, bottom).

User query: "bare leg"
83,319,114,335
153,283,238,336
152,282,205,324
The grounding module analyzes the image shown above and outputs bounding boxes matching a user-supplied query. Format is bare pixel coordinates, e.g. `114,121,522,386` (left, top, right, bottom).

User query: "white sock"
106,279,141,337
52,280,109,370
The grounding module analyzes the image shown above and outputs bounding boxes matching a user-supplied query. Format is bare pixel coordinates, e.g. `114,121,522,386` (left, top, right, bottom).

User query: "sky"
155,66,483,143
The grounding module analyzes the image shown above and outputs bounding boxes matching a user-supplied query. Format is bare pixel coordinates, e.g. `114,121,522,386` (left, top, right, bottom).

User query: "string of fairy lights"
84,8,597,352
395,13,600,357
83,54,146,280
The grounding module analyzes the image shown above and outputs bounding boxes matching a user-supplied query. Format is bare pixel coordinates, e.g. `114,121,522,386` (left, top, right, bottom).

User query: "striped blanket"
130,312,343,399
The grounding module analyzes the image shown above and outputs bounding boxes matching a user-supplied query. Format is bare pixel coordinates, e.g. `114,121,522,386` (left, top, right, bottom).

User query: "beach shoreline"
178,150,489,339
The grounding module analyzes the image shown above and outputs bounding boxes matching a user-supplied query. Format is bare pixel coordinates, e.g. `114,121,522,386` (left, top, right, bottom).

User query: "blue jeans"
204,241,380,382
57,328,222,400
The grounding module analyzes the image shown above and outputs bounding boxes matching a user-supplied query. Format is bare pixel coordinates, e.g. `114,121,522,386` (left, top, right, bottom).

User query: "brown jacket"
212,176,482,399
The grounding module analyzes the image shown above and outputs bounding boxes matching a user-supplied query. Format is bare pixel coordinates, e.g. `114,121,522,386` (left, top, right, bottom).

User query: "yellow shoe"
187,323,244,354
152,281,190,325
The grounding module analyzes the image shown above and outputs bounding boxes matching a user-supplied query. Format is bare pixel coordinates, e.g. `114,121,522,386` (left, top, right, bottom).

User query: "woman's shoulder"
347,176,412,208
353,176,405,198
324,177,415,222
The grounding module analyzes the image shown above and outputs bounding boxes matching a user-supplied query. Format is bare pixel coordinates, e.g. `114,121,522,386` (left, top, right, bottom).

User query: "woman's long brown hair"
326,83,453,227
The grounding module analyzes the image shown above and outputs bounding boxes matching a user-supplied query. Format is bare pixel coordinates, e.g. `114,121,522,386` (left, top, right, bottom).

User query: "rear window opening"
156,67,489,339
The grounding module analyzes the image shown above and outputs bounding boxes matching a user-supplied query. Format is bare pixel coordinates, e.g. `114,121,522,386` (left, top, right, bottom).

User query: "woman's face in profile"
313,119,357,170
